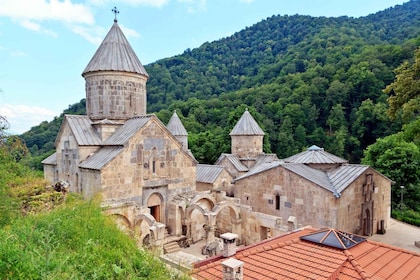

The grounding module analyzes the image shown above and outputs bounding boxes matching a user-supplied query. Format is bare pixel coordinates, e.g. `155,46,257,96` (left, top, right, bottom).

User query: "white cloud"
239,0,255,3
0,0,94,24
0,104,58,134
69,24,105,45
120,24,140,38
19,19,58,36
20,19,41,31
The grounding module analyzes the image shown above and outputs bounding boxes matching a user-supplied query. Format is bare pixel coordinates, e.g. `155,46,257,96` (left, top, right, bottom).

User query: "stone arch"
111,214,132,235
185,204,210,243
147,192,164,223
134,213,157,247
212,201,240,219
186,203,209,218
212,201,241,239
189,193,216,208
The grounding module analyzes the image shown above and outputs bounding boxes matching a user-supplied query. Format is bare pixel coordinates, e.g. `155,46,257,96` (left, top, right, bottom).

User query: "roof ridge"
344,250,371,280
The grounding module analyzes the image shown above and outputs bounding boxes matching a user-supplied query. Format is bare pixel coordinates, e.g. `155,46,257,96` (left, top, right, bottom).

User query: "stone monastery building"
43,18,392,252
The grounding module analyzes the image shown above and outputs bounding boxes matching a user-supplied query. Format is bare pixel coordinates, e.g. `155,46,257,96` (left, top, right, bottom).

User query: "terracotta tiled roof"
192,228,420,280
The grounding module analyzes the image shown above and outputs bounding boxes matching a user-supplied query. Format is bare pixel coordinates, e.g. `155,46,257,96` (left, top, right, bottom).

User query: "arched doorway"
147,192,163,223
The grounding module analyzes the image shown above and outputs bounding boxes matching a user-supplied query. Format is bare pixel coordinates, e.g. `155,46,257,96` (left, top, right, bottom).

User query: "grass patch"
0,197,189,279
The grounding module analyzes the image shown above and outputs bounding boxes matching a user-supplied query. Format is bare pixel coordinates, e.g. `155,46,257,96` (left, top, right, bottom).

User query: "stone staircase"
163,241,182,254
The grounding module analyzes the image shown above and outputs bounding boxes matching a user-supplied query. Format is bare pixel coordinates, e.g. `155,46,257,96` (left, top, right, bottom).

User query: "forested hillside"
21,0,420,166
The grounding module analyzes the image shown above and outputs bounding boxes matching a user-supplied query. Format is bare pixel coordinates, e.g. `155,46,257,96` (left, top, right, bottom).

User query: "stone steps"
163,241,182,254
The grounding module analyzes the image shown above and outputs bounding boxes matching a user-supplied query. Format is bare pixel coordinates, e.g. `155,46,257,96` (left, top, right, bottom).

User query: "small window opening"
275,194,280,210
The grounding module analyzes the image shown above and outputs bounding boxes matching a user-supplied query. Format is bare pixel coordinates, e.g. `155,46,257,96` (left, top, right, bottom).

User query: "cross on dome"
112,6,119,22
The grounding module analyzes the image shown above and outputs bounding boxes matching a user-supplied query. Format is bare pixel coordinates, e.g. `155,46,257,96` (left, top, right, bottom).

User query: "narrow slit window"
275,194,280,210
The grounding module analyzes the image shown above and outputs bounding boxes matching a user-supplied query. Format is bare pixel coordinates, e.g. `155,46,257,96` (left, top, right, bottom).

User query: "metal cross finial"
112,6,119,22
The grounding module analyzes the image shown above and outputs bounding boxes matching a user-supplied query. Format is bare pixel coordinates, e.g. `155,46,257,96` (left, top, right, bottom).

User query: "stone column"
204,212,217,244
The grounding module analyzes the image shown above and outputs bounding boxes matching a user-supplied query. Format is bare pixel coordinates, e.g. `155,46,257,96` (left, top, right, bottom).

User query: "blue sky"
0,0,409,134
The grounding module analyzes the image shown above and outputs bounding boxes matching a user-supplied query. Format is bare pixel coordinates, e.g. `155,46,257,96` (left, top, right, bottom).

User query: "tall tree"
385,47,420,122
362,133,420,210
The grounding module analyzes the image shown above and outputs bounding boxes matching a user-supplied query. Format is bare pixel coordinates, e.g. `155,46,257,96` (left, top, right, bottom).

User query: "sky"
0,0,410,135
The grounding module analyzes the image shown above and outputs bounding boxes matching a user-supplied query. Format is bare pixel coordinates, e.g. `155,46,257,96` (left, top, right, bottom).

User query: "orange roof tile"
191,228,420,280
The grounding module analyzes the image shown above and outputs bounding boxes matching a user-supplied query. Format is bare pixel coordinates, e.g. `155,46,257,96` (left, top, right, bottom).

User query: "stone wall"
235,166,338,231
234,165,391,235
84,71,147,120
231,135,263,158
98,118,196,206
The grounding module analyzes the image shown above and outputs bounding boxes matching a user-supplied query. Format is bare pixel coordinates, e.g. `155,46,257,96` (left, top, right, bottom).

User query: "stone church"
43,17,392,252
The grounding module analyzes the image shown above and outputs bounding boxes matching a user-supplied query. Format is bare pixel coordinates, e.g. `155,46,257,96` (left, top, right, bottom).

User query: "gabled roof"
59,115,102,146
234,161,283,181
215,154,248,172
283,145,347,164
91,118,123,126
285,163,369,198
104,115,152,145
82,21,148,77
166,110,188,136
328,164,371,193
229,109,264,136
196,164,226,184
79,146,124,170
253,153,279,166
41,152,57,165
81,114,197,170
192,227,420,280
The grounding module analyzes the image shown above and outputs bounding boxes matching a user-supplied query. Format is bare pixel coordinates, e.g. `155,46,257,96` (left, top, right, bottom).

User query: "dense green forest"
17,1,420,213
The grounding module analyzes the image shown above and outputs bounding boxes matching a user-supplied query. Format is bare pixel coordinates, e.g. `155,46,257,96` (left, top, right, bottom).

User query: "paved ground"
369,218,420,254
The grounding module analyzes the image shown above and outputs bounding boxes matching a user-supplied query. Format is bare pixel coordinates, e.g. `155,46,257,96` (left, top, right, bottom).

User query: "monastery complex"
42,18,392,256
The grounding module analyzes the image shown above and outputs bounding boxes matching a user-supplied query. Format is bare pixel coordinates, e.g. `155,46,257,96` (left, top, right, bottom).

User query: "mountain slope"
20,0,420,166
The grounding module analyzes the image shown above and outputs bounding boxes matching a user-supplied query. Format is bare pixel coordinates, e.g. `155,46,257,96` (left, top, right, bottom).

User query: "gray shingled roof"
283,145,347,164
82,21,148,77
230,109,265,136
167,111,188,136
64,115,102,146
254,153,280,166
234,161,283,181
104,115,152,145
328,164,370,193
196,164,225,184
234,160,370,198
79,146,124,170
92,118,123,125
215,154,249,172
283,163,339,196
41,152,57,165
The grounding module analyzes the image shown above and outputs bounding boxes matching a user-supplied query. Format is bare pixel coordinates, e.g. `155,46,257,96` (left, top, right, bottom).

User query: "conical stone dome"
82,20,148,121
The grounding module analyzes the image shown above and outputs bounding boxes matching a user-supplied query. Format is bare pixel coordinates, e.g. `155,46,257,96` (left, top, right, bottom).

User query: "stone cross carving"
112,6,119,22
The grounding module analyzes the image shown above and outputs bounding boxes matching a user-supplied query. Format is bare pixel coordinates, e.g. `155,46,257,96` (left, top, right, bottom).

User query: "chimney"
222,258,243,280
220,232,238,257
